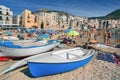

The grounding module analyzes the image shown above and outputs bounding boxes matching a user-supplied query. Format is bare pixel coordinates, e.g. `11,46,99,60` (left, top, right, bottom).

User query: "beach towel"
96,44,112,48
97,52,114,63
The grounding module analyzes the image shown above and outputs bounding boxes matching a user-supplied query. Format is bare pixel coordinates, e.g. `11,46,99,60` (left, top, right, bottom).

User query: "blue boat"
27,47,94,77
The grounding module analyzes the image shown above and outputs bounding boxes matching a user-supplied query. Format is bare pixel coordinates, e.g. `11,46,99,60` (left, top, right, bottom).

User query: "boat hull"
0,43,58,57
28,53,93,77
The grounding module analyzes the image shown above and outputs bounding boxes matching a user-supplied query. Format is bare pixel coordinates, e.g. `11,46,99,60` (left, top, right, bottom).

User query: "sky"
0,0,120,17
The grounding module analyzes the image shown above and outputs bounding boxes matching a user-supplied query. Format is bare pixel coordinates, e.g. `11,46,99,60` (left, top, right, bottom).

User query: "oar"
0,52,51,76
0,58,27,76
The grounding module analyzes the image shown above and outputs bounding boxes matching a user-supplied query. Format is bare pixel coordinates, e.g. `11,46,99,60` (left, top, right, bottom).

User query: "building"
18,9,38,28
33,9,88,30
17,8,88,30
88,19,100,29
73,16,88,30
0,5,13,27
33,9,72,30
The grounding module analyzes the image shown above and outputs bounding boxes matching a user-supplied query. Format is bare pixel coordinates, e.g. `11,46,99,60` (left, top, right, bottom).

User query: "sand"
0,35,120,80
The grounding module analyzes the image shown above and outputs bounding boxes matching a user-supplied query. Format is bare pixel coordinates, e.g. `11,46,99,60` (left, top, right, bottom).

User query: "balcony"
6,12,10,15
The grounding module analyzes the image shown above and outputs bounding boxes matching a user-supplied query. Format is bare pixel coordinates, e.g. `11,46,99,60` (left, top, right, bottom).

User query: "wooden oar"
0,52,51,76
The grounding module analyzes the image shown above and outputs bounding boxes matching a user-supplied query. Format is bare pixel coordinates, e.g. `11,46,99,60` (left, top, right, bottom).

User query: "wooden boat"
0,47,94,76
27,47,94,77
0,40,59,57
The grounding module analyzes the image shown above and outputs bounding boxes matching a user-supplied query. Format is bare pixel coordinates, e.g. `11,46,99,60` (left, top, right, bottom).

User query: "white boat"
0,40,59,57
2,36,19,40
0,47,94,77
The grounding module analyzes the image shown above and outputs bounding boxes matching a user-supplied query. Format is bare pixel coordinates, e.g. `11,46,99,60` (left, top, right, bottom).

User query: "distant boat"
27,47,94,77
0,40,59,57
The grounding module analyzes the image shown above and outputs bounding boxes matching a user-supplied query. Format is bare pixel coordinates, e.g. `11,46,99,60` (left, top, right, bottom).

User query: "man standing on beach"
104,30,111,44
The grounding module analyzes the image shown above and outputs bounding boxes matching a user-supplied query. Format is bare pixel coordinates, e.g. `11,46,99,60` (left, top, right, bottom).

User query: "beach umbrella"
5,30,12,36
66,30,79,36
37,34,50,40
30,29,38,34
64,29,71,33
47,30,54,34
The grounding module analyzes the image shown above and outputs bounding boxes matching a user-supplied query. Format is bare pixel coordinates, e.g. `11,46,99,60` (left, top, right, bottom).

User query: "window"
34,16,37,23
0,11,2,14
27,14,30,18
0,16,2,20
6,17,9,21
6,12,9,15
0,21,2,24
20,17,22,19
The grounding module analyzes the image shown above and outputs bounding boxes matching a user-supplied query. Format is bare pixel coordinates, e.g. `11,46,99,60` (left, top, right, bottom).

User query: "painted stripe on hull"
28,54,93,77
0,56,10,61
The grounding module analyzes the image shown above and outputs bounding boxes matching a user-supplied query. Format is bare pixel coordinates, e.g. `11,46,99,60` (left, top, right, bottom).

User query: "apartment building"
17,9,88,30
0,5,13,26
33,9,72,30
18,9,38,28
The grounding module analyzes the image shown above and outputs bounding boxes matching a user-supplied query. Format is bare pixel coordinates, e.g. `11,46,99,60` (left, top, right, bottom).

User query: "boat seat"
66,53,80,60
66,50,84,60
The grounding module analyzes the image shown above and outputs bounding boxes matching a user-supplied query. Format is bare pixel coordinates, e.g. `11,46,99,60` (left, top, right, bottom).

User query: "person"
71,35,76,44
17,33,24,40
112,53,120,64
75,35,79,44
79,31,82,39
88,31,96,44
108,30,111,44
104,30,111,44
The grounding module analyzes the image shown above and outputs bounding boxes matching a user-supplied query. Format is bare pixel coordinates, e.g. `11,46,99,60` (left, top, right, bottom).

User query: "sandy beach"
0,35,120,80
